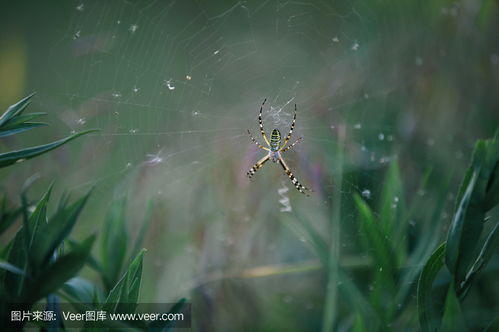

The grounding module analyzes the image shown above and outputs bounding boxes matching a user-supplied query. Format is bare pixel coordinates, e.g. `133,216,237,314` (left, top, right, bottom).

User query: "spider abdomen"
270,129,281,151
269,150,280,163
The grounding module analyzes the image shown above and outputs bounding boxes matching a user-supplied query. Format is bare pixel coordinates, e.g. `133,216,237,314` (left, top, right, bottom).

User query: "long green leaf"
440,284,467,332
0,112,46,128
27,183,53,249
103,249,146,315
355,194,398,280
30,190,92,269
22,235,95,304
379,160,403,236
0,122,48,137
131,199,154,260
0,198,22,235
63,277,100,304
458,220,499,299
0,93,35,127
446,138,499,286
101,196,129,291
0,129,98,168
148,298,187,332
445,169,479,279
417,242,446,332
0,261,27,276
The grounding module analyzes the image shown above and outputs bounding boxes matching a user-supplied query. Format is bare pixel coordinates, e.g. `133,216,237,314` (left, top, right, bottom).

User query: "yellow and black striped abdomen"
270,129,281,151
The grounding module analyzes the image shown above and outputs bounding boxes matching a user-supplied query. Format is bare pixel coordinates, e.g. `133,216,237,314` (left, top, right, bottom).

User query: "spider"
246,99,312,195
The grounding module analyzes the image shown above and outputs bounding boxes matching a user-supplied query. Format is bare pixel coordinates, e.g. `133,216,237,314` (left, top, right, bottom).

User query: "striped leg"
247,155,270,179
259,99,271,146
280,137,302,153
280,105,297,150
278,156,311,195
247,130,270,151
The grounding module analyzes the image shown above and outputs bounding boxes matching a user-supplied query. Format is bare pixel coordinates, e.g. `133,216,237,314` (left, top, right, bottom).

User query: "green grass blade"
440,284,467,332
0,261,27,276
0,122,48,137
101,196,129,291
0,198,22,235
417,242,446,332
446,138,499,285
445,169,479,280
0,129,98,168
21,235,95,304
30,190,92,269
103,249,145,315
457,220,499,299
379,160,403,236
63,277,100,304
0,93,35,127
0,112,46,127
484,314,499,332
148,298,187,332
322,128,344,332
354,193,398,279
27,183,53,249
130,199,154,260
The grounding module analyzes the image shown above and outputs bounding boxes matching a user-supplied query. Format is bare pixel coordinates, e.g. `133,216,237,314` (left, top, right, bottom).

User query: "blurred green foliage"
0,95,185,330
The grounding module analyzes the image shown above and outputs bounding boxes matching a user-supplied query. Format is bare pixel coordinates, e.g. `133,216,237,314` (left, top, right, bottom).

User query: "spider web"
8,0,487,307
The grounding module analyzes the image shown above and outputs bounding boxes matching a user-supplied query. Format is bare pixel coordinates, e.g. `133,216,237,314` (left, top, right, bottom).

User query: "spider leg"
248,130,270,151
247,155,270,179
280,137,303,153
278,155,311,195
259,99,271,146
280,104,297,150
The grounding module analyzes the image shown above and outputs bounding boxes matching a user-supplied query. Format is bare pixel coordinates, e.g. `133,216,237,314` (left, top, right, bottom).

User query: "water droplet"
354,123,362,129
378,133,385,141
361,189,371,199
132,86,140,93
351,42,359,51
213,50,220,55
299,237,307,243
146,153,163,165
72,30,81,40
332,36,339,42
409,220,416,227
112,92,122,98
394,196,399,203
164,79,175,90
76,4,84,11
192,110,199,116
129,128,138,134
126,162,132,168
186,75,192,80
129,24,138,33
77,118,86,125
379,267,383,272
